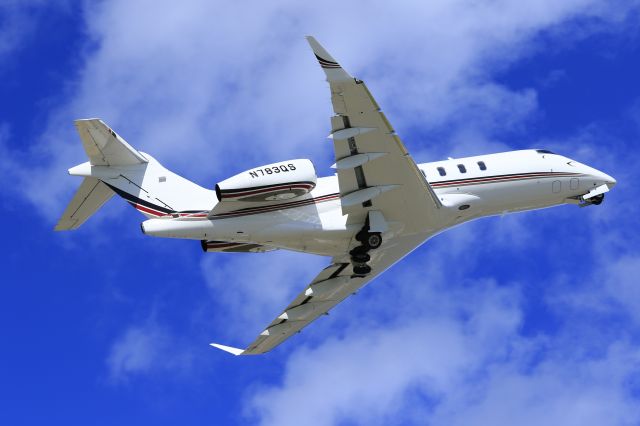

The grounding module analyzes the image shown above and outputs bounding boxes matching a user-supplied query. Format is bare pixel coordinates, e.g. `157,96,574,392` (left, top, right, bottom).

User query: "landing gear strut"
350,224,383,276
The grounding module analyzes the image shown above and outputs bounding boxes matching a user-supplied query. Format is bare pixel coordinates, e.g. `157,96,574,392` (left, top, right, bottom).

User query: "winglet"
305,36,352,82
210,343,245,356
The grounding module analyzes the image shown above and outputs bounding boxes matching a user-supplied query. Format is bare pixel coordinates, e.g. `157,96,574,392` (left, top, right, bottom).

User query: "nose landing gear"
589,194,604,205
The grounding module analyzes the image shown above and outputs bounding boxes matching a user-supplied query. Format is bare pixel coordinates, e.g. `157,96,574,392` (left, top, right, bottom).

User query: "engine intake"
215,159,317,202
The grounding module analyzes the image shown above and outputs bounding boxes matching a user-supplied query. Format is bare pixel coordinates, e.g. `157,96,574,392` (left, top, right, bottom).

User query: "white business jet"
56,37,616,355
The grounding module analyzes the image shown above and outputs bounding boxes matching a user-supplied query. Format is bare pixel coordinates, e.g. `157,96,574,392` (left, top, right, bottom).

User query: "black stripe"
105,183,174,214
220,181,316,195
431,171,580,186
211,193,340,219
315,53,338,66
329,263,349,279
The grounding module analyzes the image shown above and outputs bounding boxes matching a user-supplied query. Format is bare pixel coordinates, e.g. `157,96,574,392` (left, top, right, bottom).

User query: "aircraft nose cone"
593,170,616,188
601,172,616,188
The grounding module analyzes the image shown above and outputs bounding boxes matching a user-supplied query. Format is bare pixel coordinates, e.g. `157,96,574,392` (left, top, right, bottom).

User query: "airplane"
56,36,616,355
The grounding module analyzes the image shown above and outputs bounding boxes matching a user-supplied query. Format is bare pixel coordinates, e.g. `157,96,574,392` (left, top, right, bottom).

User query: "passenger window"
477,161,486,171
457,164,466,173
437,167,446,176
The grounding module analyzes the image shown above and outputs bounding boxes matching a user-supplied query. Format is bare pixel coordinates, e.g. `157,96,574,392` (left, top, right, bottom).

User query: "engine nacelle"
215,159,317,202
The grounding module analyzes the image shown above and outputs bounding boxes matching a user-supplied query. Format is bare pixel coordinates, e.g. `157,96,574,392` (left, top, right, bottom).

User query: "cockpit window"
536,149,555,154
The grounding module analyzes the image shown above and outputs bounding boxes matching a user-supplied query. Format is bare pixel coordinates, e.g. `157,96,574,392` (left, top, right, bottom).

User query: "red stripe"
222,183,315,198
216,195,339,218
432,171,576,185
431,172,581,188
131,202,165,217
212,194,340,219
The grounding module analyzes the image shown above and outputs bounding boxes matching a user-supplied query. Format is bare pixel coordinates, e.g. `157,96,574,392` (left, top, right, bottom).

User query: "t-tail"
55,119,216,230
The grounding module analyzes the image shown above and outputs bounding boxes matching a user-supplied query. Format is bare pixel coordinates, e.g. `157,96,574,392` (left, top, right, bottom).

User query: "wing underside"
211,37,441,355
211,233,429,355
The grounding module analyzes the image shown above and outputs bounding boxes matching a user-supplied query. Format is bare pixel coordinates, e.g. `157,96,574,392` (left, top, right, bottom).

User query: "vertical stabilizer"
56,118,217,230
75,119,148,166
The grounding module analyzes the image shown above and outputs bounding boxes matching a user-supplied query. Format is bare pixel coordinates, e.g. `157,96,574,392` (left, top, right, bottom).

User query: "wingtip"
304,36,352,81
304,36,331,59
210,343,245,356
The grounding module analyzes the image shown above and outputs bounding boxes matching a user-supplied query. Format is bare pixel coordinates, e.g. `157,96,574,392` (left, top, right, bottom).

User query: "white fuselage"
140,149,616,256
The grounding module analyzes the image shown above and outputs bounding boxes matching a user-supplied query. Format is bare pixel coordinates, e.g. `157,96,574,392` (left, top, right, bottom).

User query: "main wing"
210,38,442,355
211,232,429,355
305,36,441,234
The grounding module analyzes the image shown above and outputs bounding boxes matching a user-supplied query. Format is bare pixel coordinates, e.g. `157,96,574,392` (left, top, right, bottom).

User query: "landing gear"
353,264,372,275
350,225,383,276
590,194,604,205
577,193,605,207
350,249,370,264
356,229,382,250
365,233,382,250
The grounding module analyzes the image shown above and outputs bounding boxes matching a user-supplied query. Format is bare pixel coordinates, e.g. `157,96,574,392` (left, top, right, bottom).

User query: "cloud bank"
10,0,640,424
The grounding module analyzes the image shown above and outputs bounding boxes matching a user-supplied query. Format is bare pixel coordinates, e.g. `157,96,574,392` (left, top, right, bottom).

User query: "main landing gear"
350,225,382,276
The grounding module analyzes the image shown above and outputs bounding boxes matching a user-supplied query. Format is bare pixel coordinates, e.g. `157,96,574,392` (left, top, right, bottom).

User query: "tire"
351,252,370,263
355,229,369,243
365,233,382,250
350,245,368,256
353,264,371,275
591,194,604,205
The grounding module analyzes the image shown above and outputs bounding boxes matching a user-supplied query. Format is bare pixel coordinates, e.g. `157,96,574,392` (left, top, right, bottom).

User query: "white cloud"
247,253,640,426
14,0,639,421
14,0,640,218
247,264,635,426
201,251,327,343
106,317,195,383
106,321,168,383
0,1,72,60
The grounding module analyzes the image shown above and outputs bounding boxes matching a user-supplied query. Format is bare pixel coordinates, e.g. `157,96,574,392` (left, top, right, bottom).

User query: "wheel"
353,264,371,275
351,252,370,263
591,194,604,205
365,233,382,250
355,229,369,243
350,245,368,256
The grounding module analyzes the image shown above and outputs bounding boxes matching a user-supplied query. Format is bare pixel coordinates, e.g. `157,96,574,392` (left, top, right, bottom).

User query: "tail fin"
75,118,148,166
56,119,216,230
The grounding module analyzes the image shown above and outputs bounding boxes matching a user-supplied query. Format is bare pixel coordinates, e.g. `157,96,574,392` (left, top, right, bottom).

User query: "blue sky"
2,1,640,425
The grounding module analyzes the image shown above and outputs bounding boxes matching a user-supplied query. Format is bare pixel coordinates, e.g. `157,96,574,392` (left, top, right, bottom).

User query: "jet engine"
215,159,317,202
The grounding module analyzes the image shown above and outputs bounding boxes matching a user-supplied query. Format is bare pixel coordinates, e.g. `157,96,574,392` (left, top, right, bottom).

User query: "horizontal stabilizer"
75,119,148,166
55,177,115,230
210,343,245,356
